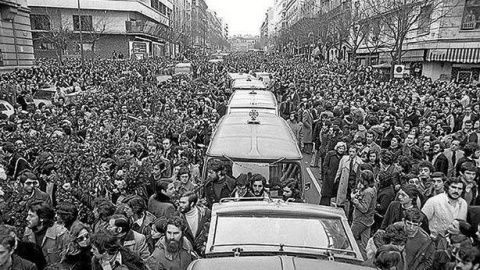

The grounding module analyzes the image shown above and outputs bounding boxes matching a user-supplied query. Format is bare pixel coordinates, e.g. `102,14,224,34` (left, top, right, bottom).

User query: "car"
32,87,80,107
0,100,14,117
188,256,373,270
199,199,364,268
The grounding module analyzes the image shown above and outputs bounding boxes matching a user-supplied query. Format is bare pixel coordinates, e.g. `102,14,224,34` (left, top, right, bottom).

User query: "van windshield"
214,158,302,189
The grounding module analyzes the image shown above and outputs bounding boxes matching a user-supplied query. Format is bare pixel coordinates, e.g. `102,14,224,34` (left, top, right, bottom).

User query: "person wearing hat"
3,142,31,181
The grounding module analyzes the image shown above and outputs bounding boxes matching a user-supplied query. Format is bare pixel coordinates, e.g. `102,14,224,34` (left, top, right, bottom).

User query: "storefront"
425,48,480,82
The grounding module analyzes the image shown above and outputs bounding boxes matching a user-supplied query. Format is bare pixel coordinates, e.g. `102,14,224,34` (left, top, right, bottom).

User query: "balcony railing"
125,20,171,39
461,21,477,30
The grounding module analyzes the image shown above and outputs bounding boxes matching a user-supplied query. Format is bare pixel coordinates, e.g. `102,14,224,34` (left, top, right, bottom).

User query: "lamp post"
77,0,84,69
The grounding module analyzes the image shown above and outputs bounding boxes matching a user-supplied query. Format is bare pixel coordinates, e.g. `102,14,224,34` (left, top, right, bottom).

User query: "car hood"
188,256,371,270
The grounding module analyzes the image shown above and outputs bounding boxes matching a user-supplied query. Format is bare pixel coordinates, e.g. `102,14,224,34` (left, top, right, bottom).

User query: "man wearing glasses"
19,171,51,206
402,208,435,270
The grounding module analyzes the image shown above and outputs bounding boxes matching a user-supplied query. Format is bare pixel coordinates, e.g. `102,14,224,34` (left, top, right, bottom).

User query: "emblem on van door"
248,110,260,124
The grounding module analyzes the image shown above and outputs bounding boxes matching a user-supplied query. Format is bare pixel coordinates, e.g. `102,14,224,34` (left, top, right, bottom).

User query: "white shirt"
421,193,468,235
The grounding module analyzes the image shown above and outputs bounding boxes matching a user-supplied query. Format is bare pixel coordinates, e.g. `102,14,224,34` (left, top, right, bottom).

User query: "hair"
108,214,130,234
0,225,16,251
154,179,172,200
464,142,480,157
334,141,347,151
374,245,402,270
404,208,424,224
417,160,434,173
431,172,447,182
444,177,465,193
94,199,116,222
432,140,445,151
176,166,191,181
460,162,477,174
453,219,475,238
28,201,55,227
179,191,198,206
123,195,146,216
56,202,79,229
455,246,480,267
91,230,121,255
384,224,407,246
250,173,267,186
359,170,375,188
153,217,168,234
207,158,225,174
18,171,37,184
166,216,186,233
401,184,420,207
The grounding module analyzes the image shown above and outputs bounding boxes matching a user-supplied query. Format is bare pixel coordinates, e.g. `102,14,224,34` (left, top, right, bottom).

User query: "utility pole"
77,0,85,70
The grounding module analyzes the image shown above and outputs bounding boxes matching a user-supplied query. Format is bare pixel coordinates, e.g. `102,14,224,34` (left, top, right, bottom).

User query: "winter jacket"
146,236,193,270
23,223,69,265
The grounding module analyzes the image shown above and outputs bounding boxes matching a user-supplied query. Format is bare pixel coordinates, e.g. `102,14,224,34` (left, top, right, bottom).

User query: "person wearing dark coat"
178,192,211,256
3,142,31,180
432,141,449,176
320,142,346,206
374,171,396,232
148,179,176,219
0,225,38,270
203,159,236,209
91,230,147,270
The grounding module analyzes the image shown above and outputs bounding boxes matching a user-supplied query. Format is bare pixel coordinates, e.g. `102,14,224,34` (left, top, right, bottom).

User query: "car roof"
232,79,266,89
228,91,277,110
188,256,372,270
212,200,347,219
207,113,301,161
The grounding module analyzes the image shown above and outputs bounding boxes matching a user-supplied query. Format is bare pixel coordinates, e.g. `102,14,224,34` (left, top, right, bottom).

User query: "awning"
427,48,480,63
401,49,425,62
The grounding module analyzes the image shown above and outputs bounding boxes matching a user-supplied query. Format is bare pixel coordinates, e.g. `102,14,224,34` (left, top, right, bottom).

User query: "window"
461,0,480,30
31,14,51,30
34,41,55,50
73,15,93,31
418,5,433,34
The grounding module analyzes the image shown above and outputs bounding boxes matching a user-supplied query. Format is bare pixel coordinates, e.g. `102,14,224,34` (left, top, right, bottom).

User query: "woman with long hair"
351,170,377,260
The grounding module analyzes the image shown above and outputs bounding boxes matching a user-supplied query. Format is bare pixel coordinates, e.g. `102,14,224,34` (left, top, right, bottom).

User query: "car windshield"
33,90,54,100
213,216,352,252
0,104,7,111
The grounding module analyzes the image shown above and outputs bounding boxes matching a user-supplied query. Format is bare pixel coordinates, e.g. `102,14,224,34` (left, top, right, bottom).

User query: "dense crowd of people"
0,53,480,270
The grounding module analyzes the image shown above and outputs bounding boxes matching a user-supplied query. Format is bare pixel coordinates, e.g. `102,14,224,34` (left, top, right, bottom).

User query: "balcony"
125,20,171,40
461,21,477,30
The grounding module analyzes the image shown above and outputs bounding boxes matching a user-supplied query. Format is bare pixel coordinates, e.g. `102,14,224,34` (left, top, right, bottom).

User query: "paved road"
302,152,323,205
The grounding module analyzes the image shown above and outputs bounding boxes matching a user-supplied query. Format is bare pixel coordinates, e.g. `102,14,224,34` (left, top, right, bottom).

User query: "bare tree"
364,0,460,66
32,8,73,62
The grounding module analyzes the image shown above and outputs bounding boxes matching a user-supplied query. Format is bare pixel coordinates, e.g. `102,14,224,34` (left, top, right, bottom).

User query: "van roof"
228,91,277,111
227,73,251,81
232,79,266,90
207,113,301,161
175,63,192,68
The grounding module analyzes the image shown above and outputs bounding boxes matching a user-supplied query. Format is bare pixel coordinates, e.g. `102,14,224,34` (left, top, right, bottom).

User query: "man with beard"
107,214,150,261
422,178,468,238
146,216,194,270
23,201,68,265
432,141,449,176
178,191,210,256
204,159,235,209
250,174,270,198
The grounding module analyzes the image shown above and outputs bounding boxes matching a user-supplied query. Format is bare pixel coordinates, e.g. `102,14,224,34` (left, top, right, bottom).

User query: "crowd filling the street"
2,53,480,270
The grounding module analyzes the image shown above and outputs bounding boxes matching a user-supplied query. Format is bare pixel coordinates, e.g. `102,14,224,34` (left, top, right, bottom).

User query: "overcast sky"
206,0,274,36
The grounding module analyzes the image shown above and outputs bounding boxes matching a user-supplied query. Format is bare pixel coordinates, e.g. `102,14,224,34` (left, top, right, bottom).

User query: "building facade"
0,0,34,70
27,0,173,60
230,35,258,52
